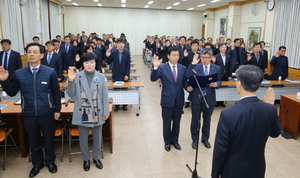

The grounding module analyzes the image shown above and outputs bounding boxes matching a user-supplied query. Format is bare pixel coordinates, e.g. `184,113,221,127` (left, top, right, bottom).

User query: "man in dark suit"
52,39,67,73
211,65,281,178
244,43,265,72
260,41,269,70
270,46,288,80
78,36,89,56
106,38,131,112
0,39,22,80
60,36,77,71
95,38,106,62
227,38,247,72
42,41,63,81
177,36,191,64
150,37,162,57
182,40,199,67
186,48,221,149
214,44,232,107
150,47,187,152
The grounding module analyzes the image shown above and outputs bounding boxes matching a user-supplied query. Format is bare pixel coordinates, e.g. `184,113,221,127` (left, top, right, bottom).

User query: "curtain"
0,0,24,54
50,2,60,39
21,0,37,47
40,0,49,44
272,0,300,69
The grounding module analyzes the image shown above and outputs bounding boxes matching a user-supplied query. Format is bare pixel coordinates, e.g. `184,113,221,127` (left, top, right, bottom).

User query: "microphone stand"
186,70,209,178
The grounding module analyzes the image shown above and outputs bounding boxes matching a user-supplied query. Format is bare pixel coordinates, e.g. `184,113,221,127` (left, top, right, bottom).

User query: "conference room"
0,0,300,177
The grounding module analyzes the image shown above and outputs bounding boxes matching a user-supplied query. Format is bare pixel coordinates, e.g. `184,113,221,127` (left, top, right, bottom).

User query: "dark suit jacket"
182,51,198,67
150,63,187,108
212,96,281,178
227,47,247,70
177,44,191,64
270,55,288,80
95,45,106,62
78,41,89,56
214,53,232,81
60,43,77,69
41,52,63,79
0,50,22,80
55,49,67,71
261,49,268,69
150,43,162,57
245,52,265,72
107,50,131,81
186,63,221,106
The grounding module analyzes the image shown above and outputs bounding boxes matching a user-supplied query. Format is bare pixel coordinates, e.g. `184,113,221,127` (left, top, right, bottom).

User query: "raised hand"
152,54,161,67
106,47,112,57
0,66,9,81
192,53,200,64
75,54,80,61
211,56,216,63
247,53,252,61
68,67,76,82
231,44,235,50
184,49,188,57
263,87,275,104
275,51,280,58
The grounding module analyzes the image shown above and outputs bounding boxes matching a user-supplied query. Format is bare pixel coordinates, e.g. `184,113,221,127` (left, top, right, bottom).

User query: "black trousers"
23,113,57,166
161,105,182,145
191,102,214,142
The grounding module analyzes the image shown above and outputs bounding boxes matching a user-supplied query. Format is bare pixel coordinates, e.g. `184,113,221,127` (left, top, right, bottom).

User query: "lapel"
78,71,94,108
0,52,2,65
198,63,205,76
252,53,258,65
209,64,215,75
166,63,176,83
50,53,57,65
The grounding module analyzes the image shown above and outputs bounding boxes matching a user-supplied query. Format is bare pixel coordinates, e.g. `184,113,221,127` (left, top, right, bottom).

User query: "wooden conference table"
279,94,300,139
0,100,114,157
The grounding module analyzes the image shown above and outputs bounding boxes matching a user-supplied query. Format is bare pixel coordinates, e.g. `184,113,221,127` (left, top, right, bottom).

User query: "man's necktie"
32,68,37,76
47,53,52,64
172,66,177,82
204,66,208,76
66,45,69,53
3,52,8,70
256,53,259,63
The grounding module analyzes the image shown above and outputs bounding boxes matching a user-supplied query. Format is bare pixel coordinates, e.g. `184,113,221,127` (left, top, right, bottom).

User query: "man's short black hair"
279,46,286,50
0,39,11,45
45,41,54,46
167,46,179,55
234,38,241,43
236,65,263,92
25,43,45,54
204,42,213,48
117,38,125,43
56,35,61,38
226,38,231,41
259,41,265,45
52,39,60,43
32,36,40,40
81,53,97,63
178,36,186,41
191,40,199,46
64,35,70,39
253,43,262,48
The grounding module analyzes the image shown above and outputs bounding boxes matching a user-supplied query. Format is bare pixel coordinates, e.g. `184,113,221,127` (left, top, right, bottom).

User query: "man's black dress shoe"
201,140,211,148
83,160,90,171
29,163,44,177
164,144,171,152
220,103,226,107
123,105,128,111
114,106,119,112
185,102,190,108
192,142,197,149
46,163,57,173
172,143,181,150
93,159,103,169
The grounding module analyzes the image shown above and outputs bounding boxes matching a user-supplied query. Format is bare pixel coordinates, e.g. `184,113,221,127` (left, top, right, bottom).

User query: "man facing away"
211,65,281,178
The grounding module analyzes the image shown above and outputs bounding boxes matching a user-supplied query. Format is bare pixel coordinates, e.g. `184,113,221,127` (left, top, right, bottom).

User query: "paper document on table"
0,105,7,110
114,81,124,85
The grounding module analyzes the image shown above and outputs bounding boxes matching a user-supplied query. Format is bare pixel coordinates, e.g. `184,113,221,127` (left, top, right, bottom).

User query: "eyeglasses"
201,57,211,60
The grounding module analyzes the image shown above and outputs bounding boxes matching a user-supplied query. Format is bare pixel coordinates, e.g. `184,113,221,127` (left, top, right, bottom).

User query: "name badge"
208,78,212,81
41,82,47,84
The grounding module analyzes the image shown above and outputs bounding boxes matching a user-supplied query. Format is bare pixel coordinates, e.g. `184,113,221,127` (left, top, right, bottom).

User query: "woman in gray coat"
67,53,109,171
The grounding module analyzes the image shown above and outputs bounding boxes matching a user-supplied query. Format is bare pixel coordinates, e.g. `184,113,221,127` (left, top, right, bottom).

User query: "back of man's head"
236,65,263,92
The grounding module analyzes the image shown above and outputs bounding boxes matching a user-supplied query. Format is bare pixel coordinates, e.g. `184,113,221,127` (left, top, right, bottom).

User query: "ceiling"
62,0,247,11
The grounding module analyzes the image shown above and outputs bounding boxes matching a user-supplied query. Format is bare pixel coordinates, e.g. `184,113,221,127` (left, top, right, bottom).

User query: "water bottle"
1,91,7,102
278,76,281,81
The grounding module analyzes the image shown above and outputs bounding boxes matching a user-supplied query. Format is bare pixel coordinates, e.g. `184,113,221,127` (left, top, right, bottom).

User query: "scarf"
80,81,99,124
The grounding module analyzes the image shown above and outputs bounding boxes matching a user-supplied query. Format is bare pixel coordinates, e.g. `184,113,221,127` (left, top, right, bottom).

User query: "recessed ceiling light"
93,0,99,2
187,7,194,10
148,1,154,5
166,6,172,9
121,0,126,3
181,0,187,1
197,4,206,7
66,0,71,1
97,3,102,6
72,2,79,6
211,0,220,3
121,4,126,7
173,2,180,6
144,5,149,8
